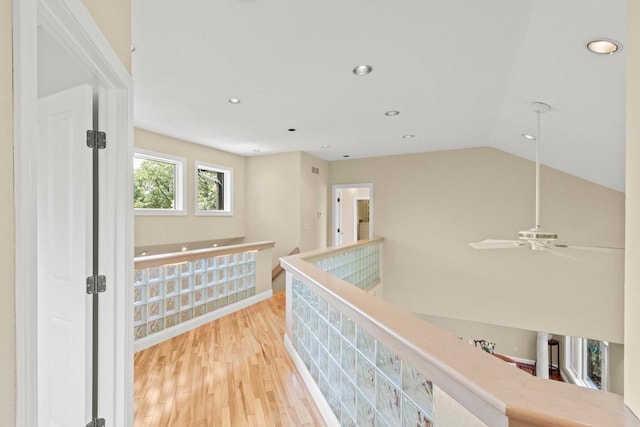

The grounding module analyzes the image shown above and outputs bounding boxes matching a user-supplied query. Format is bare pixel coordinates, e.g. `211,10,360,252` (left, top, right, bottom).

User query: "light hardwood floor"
134,291,326,427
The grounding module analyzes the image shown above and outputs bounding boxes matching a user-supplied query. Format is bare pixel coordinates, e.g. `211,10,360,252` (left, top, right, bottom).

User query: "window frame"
133,148,187,216
564,336,609,391
194,160,233,216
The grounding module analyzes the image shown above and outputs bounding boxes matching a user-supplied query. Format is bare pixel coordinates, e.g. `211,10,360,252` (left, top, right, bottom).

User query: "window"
195,161,233,215
133,149,186,215
565,336,609,391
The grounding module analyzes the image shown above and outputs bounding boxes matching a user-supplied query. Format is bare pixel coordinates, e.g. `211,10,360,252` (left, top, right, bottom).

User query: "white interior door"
37,84,93,426
333,184,374,246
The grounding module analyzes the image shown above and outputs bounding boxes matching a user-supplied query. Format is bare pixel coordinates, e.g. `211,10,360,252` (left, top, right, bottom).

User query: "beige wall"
134,128,247,248
246,152,301,270
246,152,328,292
417,314,538,361
329,147,625,343
300,152,328,253
610,343,625,396
1,0,15,423
625,0,640,415
81,0,131,72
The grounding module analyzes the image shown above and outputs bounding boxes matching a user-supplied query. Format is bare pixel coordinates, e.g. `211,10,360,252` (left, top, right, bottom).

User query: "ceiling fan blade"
470,239,524,249
552,243,624,252
543,246,579,261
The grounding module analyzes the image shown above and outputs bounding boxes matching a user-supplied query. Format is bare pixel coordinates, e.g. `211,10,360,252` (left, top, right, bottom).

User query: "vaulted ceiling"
132,0,627,191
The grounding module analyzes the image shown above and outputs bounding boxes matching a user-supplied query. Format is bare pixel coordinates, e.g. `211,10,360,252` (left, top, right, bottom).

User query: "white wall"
625,0,640,414
134,128,247,248
330,147,625,344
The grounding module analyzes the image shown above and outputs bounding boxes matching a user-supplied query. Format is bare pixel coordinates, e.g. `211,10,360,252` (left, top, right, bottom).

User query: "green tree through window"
197,168,224,211
195,162,232,215
133,159,176,209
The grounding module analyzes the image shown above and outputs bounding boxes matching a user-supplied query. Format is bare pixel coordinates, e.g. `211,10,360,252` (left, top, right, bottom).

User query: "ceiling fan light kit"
470,102,622,255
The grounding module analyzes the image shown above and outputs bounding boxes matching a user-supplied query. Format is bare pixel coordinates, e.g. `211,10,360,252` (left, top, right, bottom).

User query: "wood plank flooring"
134,292,326,427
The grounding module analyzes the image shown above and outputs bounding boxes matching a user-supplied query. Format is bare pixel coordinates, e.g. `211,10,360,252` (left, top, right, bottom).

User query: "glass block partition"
310,241,381,290
133,251,256,340
290,278,435,426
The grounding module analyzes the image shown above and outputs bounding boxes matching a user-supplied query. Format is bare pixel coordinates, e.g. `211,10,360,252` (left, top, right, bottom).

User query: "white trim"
333,188,342,246
283,334,340,427
134,148,187,215
331,183,374,246
13,0,133,424
13,0,39,424
194,160,234,216
134,289,273,352
503,355,537,366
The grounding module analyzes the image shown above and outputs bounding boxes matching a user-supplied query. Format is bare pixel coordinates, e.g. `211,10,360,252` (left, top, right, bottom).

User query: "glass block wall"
290,278,435,426
133,251,257,340
311,241,381,290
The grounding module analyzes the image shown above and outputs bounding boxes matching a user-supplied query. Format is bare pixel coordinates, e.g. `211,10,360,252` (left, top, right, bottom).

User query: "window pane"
586,339,602,389
197,168,224,211
133,157,176,209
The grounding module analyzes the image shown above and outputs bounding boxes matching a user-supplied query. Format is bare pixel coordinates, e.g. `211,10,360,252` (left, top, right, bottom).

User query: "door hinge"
86,418,105,427
86,130,106,149
86,275,106,294
337,228,341,233
337,197,341,202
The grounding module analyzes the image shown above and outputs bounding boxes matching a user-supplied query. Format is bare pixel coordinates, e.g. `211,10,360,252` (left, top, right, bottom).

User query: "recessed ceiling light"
402,134,415,139
353,65,373,76
181,246,188,251
385,111,400,116
228,98,241,104
321,145,330,148
252,149,262,152
586,39,621,54
139,251,147,256
288,128,296,132
522,133,536,140
212,243,218,247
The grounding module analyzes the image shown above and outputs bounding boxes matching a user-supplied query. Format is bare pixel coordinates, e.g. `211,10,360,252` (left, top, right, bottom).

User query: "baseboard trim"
134,289,273,352
284,334,340,427
504,355,537,366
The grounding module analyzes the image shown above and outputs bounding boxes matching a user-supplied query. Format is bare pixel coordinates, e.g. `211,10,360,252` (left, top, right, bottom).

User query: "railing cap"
134,241,275,270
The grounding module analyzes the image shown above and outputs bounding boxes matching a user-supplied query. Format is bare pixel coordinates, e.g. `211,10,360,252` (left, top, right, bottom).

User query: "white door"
37,84,93,426
332,184,374,246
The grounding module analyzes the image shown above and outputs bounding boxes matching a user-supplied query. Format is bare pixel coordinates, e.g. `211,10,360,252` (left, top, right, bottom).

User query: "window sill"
195,210,233,217
134,209,187,216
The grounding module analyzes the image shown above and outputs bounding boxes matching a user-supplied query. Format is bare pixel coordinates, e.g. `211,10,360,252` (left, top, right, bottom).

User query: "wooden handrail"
134,241,275,270
298,237,384,263
272,247,299,280
280,241,640,427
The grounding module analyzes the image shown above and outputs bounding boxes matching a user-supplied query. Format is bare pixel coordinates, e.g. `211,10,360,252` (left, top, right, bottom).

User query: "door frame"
331,183,374,247
13,0,134,425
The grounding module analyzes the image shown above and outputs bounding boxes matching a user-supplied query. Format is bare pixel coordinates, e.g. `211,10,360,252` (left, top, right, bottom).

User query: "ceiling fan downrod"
531,102,550,230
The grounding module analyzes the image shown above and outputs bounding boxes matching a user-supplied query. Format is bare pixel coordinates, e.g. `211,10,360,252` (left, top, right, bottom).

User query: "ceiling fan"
470,102,623,257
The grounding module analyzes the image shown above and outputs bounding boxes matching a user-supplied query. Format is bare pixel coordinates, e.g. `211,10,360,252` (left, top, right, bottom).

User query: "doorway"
14,1,133,425
332,184,373,246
